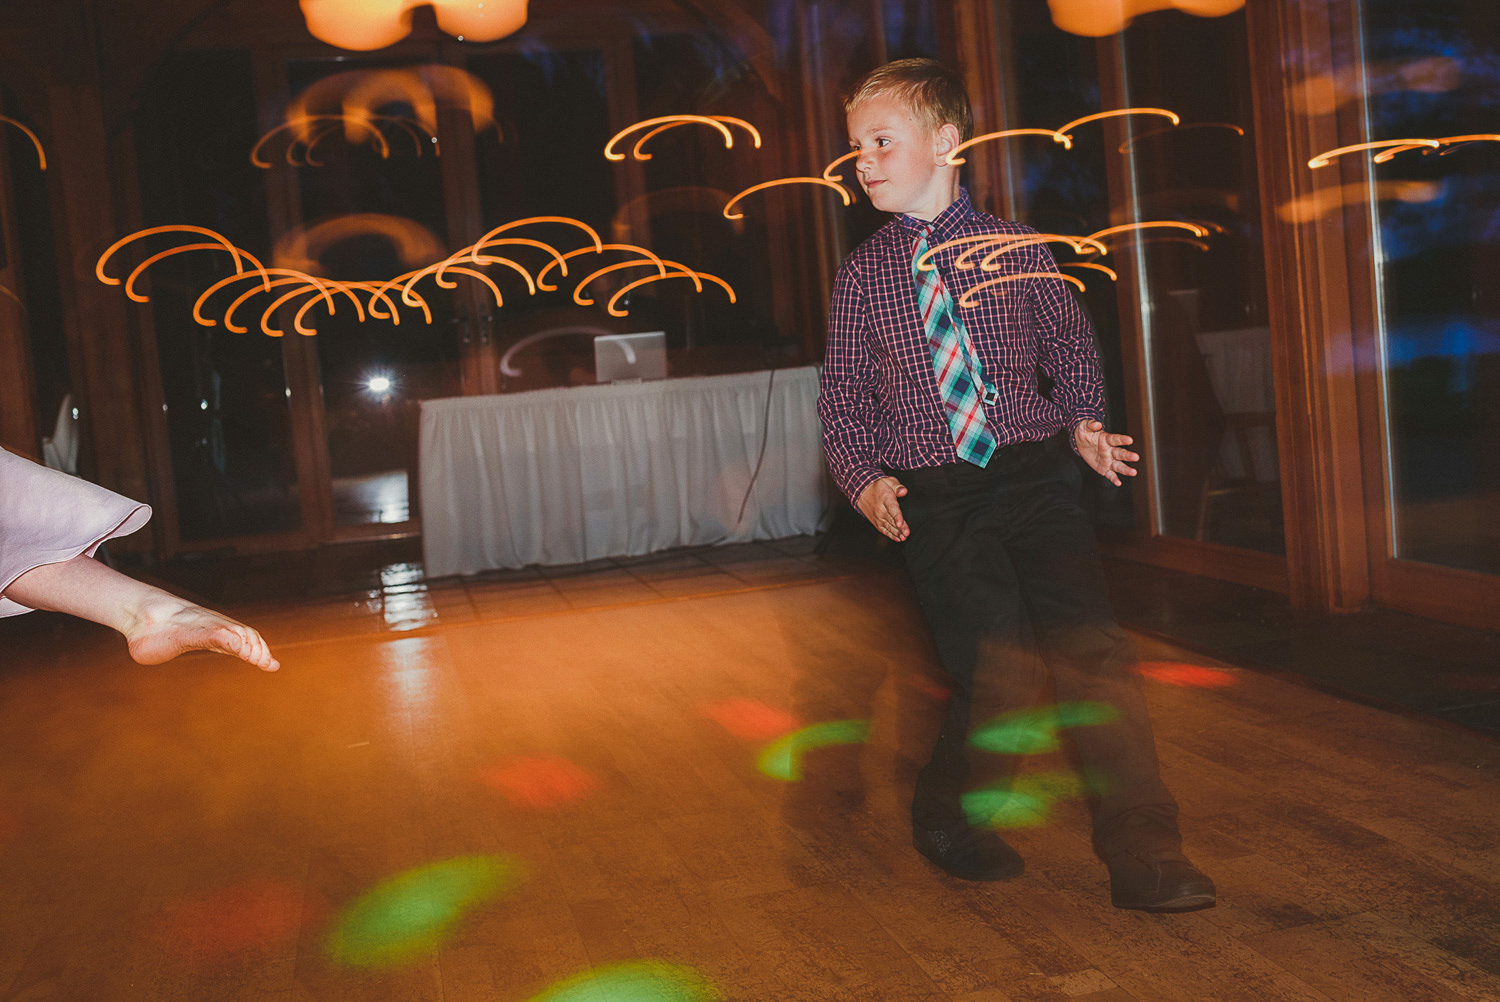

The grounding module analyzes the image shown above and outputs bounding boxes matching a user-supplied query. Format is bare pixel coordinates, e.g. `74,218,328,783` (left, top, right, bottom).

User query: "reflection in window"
1122,10,1282,553
1361,1,1500,576
134,52,302,541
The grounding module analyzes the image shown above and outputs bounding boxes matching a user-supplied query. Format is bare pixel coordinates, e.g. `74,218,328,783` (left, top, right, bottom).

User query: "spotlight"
366,373,393,395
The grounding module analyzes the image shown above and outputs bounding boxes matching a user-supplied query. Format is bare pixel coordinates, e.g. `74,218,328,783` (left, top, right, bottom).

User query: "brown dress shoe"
1107,847,1216,912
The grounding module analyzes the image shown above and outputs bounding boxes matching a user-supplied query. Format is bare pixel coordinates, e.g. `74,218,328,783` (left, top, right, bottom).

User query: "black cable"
734,364,777,528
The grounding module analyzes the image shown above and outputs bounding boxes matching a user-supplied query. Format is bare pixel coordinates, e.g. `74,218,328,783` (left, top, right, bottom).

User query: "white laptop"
594,331,668,383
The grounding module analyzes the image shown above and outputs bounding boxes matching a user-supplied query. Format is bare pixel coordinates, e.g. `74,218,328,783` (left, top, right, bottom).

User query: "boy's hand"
1074,419,1139,487
857,476,909,541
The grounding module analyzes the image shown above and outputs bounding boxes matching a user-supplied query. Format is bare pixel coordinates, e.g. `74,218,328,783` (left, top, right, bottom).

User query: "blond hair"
844,58,974,142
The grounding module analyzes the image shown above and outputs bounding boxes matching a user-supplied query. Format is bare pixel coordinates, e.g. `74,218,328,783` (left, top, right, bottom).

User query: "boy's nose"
855,149,874,174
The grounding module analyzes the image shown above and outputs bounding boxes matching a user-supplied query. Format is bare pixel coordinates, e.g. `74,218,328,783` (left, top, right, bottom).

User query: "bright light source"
367,374,393,394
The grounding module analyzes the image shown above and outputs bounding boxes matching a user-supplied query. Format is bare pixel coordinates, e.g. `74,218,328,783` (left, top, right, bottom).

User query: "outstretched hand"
1074,419,1139,487
857,475,909,541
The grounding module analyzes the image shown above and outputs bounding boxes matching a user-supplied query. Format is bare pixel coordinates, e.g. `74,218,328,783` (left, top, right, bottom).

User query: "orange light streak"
573,259,696,307
1372,133,1500,163
223,276,325,335
918,234,1107,274
944,128,1071,167
822,151,858,182
606,272,735,318
1058,108,1180,142
970,235,1111,272
254,115,403,168
97,226,263,290
535,244,667,292
957,273,1086,308
260,283,344,337
1308,139,1441,169
722,177,854,220
193,269,340,327
124,243,249,303
604,116,762,162
0,115,46,170
1117,122,1244,153
1062,261,1119,281
469,217,603,265
338,280,404,322
292,282,367,334
1085,221,1209,245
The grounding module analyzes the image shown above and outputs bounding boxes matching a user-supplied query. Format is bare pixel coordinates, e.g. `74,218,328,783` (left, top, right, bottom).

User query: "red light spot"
1136,661,1236,688
479,754,597,808
701,699,799,740
908,676,953,701
150,879,310,958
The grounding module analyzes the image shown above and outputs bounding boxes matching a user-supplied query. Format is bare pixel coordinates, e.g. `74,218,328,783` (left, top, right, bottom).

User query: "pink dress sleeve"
0,448,152,617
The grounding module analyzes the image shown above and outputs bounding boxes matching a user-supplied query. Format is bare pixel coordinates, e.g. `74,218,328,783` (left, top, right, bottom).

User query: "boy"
817,58,1214,912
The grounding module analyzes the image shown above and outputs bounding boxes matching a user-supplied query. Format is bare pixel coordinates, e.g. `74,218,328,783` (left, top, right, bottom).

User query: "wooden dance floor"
1,540,1498,1001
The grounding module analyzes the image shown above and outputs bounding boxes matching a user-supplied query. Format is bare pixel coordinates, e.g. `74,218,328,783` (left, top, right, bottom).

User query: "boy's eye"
877,138,890,147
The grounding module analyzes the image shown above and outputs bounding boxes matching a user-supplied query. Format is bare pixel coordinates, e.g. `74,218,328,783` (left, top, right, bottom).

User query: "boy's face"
847,93,960,221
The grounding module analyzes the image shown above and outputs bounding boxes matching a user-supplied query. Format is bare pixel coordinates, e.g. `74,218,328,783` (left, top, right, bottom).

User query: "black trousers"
894,434,1179,856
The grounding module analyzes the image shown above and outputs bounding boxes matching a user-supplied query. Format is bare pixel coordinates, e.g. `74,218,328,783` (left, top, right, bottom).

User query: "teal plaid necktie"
912,225,997,467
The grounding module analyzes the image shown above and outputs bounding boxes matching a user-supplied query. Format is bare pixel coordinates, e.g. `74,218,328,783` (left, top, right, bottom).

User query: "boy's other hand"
858,475,910,541
1074,419,1139,487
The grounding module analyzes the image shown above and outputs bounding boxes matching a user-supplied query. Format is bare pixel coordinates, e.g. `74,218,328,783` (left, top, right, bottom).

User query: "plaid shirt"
818,190,1107,504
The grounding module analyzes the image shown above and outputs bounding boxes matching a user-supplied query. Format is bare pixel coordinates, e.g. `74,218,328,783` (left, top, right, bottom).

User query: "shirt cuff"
842,467,887,507
1066,409,1107,454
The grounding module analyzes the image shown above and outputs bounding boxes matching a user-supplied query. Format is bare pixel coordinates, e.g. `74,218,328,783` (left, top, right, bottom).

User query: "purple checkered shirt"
818,190,1107,505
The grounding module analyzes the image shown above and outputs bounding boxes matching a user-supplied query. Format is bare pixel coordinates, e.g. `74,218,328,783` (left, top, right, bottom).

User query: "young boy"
817,58,1214,912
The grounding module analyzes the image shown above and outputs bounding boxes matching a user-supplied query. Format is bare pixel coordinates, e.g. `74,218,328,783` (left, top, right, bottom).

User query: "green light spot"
526,959,717,1002
967,702,1120,754
756,719,870,781
326,854,523,968
962,771,1093,829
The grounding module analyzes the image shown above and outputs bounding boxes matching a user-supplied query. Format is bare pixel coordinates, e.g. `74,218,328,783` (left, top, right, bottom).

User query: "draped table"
419,366,833,577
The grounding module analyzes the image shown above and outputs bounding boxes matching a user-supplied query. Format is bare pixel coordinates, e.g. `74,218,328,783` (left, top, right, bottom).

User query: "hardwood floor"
2,545,1498,1001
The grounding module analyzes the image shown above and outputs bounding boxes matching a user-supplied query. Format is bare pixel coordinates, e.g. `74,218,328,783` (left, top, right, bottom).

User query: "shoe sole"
1112,891,1216,912
912,836,1025,882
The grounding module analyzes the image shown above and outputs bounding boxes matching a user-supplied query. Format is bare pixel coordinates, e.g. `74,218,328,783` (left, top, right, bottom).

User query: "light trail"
606,271,735,318
535,244,667,292
0,115,46,170
1061,261,1119,281
97,226,265,291
956,272,1086,307
1373,133,1500,162
722,177,853,220
1057,108,1180,142
917,234,1108,274
572,259,697,307
604,115,762,162
192,268,342,327
1117,121,1244,153
1085,221,1210,244
1308,139,1441,169
943,128,1071,167
821,151,858,182
469,216,603,265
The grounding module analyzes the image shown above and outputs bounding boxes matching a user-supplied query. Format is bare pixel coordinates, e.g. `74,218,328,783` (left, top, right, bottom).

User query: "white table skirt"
419,366,833,576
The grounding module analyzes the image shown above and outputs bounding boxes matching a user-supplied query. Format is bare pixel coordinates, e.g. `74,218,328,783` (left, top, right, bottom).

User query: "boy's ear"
934,122,962,164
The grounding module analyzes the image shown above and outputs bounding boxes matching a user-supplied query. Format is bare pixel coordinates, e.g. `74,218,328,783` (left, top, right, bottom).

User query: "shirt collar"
896,188,975,241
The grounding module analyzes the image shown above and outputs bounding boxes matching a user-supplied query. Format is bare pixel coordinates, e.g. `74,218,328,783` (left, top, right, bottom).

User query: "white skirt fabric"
0,448,152,617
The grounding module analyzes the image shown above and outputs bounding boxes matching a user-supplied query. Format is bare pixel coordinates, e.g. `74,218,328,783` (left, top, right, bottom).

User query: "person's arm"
1027,242,1138,484
817,263,910,540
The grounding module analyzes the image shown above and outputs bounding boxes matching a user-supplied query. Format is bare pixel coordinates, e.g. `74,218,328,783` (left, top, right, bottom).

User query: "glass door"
1353,0,1500,628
